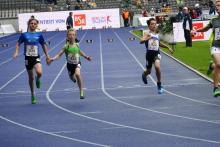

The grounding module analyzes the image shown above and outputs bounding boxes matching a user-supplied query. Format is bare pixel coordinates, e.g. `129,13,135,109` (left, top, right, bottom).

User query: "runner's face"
149,20,157,32
216,2,220,14
67,31,76,42
29,20,38,31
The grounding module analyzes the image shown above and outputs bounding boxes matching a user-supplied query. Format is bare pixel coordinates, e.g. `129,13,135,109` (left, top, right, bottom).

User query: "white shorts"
211,46,220,55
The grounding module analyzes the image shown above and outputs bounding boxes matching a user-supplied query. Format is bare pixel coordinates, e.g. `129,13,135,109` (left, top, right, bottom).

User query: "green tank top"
207,17,220,47
65,42,80,64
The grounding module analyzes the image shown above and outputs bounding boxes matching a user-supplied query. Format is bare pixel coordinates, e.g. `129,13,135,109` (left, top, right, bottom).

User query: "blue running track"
1,28,220,147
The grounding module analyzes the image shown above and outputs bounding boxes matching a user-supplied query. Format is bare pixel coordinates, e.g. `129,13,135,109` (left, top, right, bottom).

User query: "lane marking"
44,29,220,145
0,115,108,147
0,31,110,147
46,61,220,144
114,31,220,106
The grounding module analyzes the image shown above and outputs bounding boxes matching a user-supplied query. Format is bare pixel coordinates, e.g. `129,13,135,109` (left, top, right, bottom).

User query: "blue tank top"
18,32,46,57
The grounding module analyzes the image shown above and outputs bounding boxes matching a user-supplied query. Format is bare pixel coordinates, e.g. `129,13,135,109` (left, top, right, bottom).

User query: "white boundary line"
113,30,220,123
0,115,108,147
45,29,220,144
45,55,220,144
114,31,220,107
1,30,220,145
0,31,110,147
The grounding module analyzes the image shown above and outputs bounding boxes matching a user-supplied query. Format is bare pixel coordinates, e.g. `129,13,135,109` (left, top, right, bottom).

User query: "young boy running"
49,28,91,99
140,18,173,94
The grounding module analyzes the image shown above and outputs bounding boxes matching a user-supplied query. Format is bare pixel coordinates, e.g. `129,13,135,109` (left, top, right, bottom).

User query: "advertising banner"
18,8,120,32
173,21,212,42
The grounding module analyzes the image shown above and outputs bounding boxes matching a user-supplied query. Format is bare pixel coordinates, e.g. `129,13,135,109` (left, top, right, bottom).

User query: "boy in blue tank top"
13,18,51,104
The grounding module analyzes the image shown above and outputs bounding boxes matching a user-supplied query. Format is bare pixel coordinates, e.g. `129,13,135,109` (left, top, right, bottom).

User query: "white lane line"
0,53,22,67
0,32,109,147
112,31,220,123
45,61,220,144
49,130,79,134
80,111,102,115
0,115,108,147
44,30,220,144
93,29,220,143
0,82,210,96
114,31,220,107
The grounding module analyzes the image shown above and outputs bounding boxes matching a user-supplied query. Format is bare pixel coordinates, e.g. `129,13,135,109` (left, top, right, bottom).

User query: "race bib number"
148,39,159,51
215,28,220,40
67,54,79,64
26,45,38,56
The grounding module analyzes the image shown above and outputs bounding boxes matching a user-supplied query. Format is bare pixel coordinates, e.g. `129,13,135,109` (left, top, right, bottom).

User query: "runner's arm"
52,47,65,61
160,42,173,54
80,50,92,61
13,42,20,59
140,32,151,44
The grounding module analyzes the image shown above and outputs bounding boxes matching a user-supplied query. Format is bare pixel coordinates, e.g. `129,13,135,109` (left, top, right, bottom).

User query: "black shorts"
145,52,161,69
66,62,81,77
25,56,41,70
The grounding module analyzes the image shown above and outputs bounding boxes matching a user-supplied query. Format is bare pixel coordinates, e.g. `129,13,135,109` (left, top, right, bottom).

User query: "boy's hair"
147,18,156,26
67,28,76,34
28,18,39,25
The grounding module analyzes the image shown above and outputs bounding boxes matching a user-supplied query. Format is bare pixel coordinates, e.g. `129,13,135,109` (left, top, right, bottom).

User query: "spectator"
129,9,134,27
209,0,216,15
195,3,202,17
176,7,184,21
183,7,192,47
66,12,73,30
122,9,130,27
142,9,148,17
191,8,198,19
66,0,71,10
75,3,80,10
150,8,155,17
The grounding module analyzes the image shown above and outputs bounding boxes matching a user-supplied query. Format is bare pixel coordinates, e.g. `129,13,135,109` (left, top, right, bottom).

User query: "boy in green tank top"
49,28,92,99
192,0,220,97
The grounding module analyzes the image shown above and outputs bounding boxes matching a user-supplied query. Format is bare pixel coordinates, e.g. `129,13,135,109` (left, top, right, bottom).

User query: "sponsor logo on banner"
192,23,204,40
74,14,86,26
91,16,112,24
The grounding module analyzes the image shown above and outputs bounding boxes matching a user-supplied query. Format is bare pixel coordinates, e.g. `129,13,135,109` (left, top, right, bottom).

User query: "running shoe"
158,86,164,94
31,96,37,104
207,60,214,75
214,88,220,97
35,76,41,89
80,91,85,99
142,72,148,84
